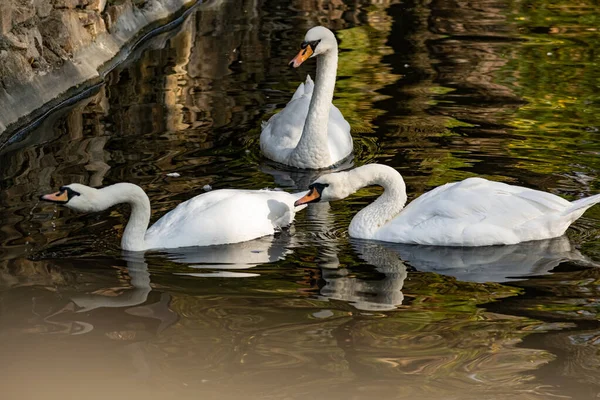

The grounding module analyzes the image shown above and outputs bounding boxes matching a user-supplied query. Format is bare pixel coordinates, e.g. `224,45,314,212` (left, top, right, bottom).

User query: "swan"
260,26,352,169
40,183,307,251
294,163,600,246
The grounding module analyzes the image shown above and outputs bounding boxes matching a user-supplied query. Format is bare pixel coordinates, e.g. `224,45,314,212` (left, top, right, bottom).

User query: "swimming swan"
295,164,600,246
40,183,307,251
260,26,352,169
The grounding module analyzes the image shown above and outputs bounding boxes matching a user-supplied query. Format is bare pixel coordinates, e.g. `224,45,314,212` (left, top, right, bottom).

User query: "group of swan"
40,26,600,252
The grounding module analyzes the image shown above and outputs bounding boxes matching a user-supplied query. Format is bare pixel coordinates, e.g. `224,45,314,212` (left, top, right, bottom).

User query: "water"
1,0,600,398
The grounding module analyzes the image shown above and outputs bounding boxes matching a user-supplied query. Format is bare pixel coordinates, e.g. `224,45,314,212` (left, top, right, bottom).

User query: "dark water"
2,0,600,399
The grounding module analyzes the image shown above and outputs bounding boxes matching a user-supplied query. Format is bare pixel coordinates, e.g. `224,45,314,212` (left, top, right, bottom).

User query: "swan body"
41,183,306,251
260,26,352,169
295,164,600,247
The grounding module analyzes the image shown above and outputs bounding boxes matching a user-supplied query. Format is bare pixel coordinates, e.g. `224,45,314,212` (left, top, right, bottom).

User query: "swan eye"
309,182,329,195
59,186,81,200
300,40,321,51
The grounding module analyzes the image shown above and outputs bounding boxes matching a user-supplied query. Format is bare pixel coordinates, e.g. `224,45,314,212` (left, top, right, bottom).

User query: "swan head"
40,183,103,212
294,172,353,206
289,26,337,68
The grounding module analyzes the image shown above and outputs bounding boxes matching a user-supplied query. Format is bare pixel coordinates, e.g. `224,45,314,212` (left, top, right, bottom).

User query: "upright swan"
41,183,306,251
260,26,352,169
295,164,600,246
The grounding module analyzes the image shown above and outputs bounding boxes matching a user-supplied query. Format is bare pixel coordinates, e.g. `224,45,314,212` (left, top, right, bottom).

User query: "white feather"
260,28,353,169
307,164,600,247
56,183,307,251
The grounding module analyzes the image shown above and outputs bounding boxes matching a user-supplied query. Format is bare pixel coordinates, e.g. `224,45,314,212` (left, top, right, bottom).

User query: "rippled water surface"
2,0,600,399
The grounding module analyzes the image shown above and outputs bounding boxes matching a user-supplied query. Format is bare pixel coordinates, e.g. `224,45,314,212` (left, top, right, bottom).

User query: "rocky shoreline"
0,0,199,141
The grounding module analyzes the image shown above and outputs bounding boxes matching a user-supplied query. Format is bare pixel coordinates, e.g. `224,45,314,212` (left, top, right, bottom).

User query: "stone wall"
0,0,199,139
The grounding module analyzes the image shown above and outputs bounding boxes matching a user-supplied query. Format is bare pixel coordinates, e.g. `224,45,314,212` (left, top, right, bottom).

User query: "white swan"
295,164,600,247
40,183,306,251
260,26,352,169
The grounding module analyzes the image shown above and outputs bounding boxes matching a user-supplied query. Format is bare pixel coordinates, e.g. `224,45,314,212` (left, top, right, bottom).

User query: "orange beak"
40,190,69,204
289,46,314,68
294,187,320,207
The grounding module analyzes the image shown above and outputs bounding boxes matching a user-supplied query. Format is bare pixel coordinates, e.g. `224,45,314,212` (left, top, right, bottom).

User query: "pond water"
1,0,600,399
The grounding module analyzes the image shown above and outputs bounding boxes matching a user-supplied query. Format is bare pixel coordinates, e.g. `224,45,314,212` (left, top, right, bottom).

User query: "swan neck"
290,48,338,168
347,165,407,239
99,183,151,251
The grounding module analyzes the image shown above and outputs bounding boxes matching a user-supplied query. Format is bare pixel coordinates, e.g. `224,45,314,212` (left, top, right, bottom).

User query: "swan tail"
562,193,600,217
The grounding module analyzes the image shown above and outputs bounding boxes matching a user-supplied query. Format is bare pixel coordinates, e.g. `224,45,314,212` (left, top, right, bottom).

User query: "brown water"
1,0,600,399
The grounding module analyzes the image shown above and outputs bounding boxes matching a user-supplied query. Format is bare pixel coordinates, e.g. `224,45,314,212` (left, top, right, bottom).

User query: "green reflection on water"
501,0,600,181
335,19,400,133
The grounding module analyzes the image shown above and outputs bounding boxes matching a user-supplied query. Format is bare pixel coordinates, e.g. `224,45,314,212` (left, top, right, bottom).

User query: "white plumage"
298,164,600,247
375,177,599,246
41,183,306,251
260,26,353,169
260,76,352,168
145,189,302,249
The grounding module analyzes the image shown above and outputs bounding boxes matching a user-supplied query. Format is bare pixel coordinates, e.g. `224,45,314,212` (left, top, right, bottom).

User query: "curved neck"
346,165,408,238
98,183,151,251
289,47,338,167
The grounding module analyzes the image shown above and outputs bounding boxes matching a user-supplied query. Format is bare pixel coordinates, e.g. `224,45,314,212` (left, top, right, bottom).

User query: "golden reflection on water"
1,0,600,399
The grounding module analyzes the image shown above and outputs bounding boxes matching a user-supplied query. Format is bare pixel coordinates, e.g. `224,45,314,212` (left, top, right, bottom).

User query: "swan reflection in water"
260,158,353,191
51,253,178,334
373,235,597,283
63,232,296,323
66,234,597,319
318,240,408,311
157,231,296,277
318,235,598,311
25,231,291,334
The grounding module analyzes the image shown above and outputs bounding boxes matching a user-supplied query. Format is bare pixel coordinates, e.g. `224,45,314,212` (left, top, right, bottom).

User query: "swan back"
375,178,579,246
144,189,302,249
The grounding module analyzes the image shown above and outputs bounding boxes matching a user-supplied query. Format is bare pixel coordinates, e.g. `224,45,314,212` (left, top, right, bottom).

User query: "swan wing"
260,84,311,160
260,75,352,166
145,189,302,249
376,177,573,246
326,103,352,163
